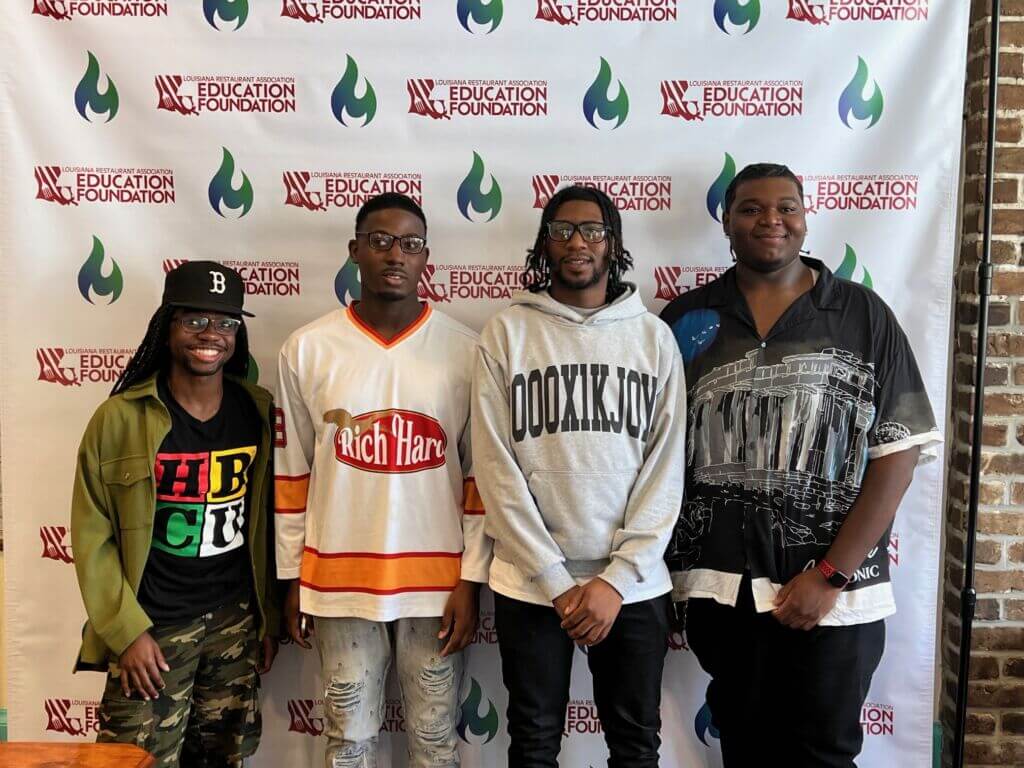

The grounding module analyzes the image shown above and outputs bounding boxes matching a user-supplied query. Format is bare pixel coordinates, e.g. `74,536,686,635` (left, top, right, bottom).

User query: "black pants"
493,592,670,768
686,581,885,768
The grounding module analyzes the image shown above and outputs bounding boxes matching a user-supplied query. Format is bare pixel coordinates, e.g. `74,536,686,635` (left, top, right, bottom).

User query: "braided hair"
521,184,634,303
109,305,250,397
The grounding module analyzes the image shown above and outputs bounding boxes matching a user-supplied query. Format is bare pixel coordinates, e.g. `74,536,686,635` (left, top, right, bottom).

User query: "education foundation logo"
653,265,728,301
861,702,895,736
34,0,168,19
714,0,759,34
156,75,297,115
281,0,422,22
407,78,548,119
458,152,502,222
706,152,736,222
285,171,422,212
35,165,175,206
532,174,671,212
40,526,74,563
535,0,678,24
36,347,134,387
787,0,928,24
661,80,803,121
79,236,123,305
583,58,628,129
332,56,376,126
417,263,521,303
802,174,918,213
458,678,499,744
838,57,883,129
565,699,602,737
75,52,118,122
161,258,301,297
209,148,254,218
44,699,100,737
288,698,405,735
458,0,502,33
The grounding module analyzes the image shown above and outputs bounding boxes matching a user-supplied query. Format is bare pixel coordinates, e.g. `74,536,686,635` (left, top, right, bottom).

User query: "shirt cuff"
598,558,639,602
533,562,577,602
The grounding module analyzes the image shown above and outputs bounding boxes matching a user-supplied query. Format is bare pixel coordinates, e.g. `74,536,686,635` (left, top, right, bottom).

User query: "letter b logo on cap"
210,270,226,294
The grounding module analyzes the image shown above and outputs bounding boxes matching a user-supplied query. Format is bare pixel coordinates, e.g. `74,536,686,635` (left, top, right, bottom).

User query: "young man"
472,185,686,768
71,261,281,767
661,163,942,767
275,193,490,768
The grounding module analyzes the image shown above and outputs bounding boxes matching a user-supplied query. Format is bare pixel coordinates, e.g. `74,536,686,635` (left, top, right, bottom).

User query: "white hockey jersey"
275,303,491,620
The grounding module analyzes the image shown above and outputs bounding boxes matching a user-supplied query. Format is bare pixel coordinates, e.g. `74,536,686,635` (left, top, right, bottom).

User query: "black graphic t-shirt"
660,257,940,626
137,378,260,623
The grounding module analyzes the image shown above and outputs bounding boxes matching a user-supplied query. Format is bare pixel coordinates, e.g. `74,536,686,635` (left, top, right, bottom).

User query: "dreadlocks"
521,184,634,303
109,305,251,397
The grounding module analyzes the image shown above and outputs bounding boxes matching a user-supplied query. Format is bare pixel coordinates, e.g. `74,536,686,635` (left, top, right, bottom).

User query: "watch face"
828,570,850,589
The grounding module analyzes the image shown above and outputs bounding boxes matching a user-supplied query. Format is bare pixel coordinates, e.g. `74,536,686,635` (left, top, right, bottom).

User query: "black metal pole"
953,2,1001,765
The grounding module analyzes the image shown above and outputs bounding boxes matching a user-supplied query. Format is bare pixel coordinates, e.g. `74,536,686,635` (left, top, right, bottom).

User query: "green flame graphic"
583,57,629,129
835,244,873,289
77,236,123,304
74,51,119,122
331,55,377,126
457,152,502,222
208,147,254,218
838,57,884,129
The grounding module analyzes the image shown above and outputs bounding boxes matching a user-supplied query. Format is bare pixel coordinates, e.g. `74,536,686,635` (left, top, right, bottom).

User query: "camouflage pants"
97,599,261,768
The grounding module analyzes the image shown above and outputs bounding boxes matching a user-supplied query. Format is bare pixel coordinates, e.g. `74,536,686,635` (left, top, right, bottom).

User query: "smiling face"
723,177,807,274
546,199,611,294
167,308,238,379
348,207,429,303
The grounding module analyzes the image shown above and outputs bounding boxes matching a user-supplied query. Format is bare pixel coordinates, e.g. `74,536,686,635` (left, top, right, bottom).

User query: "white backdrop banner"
1,2,967,766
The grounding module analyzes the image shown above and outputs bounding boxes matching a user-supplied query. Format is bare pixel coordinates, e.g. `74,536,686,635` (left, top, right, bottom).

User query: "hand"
439,580,481,657
560,578,623,646
552,585,582,620
772,569,842,631
257,635,279,674
118,631,169,700
285,580,313,649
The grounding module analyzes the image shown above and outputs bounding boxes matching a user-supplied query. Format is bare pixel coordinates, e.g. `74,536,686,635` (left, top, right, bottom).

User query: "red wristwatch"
817,558,851,589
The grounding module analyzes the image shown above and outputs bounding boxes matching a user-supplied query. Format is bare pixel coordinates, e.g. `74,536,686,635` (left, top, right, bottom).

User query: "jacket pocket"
527,470,638,562
100,456,153,530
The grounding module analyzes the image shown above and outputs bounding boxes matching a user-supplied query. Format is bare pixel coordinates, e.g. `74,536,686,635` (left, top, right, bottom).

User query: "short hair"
723,163,804,214
354,193,427,234
521,184,634,302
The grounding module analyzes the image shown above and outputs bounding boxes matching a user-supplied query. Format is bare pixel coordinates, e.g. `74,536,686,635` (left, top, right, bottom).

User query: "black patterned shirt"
660,257,940,626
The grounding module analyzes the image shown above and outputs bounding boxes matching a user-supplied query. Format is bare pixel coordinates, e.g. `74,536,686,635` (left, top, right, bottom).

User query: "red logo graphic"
787,0,827,24
283,172,326,212
417,265,450,304
861,702,894,736
565,699,603,736
41,526,74,563
281,0,323,22
888,531,899,567
532,175,560,209
32,0,71,19
536,0,577,25
288,699,325,735
801,175,919,214
328,409,447,474
660,82,703,122
652,266,727,301
407,80,450,120
45,700,99,736
787,0,927,24
37,349,80,387
155,76,198,116
35,166,78,206
532,174,671,212
667,629,687,651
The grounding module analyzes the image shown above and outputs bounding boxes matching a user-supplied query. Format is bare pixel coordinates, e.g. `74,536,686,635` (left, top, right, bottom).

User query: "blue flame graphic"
457,152,502,222
714,0,760,34
458,0,503,33
334,257,362,306
706,152,737,222
582,57,629,130
695,701,721,746
457,678,499,744
78,236,123,305
838,57,884,129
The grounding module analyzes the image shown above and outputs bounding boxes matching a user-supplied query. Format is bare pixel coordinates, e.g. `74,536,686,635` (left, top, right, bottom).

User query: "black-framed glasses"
546,220,610,244
176,316,242,336
356,231,427,255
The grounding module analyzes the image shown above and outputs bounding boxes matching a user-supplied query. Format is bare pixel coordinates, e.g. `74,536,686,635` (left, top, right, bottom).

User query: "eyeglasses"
356,231,427,255
546,220,611,244
176,316,242,336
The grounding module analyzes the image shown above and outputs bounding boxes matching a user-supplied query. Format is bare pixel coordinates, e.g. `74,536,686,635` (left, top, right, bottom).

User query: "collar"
706,256,843,311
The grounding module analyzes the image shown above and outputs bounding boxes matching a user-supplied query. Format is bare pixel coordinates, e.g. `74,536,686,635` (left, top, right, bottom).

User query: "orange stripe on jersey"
463,477,485,516
276,473,310,514
347,303,432,349
300,548,461,594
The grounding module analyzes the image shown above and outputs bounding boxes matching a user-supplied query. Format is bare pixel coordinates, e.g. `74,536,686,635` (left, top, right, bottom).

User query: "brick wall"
941,2,1024,764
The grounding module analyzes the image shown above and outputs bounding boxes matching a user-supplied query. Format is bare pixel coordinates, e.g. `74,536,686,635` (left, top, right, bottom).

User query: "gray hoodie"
472,285,686,606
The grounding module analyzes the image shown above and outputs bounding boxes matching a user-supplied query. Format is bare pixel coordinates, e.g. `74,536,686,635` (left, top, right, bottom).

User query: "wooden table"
0,743,155,767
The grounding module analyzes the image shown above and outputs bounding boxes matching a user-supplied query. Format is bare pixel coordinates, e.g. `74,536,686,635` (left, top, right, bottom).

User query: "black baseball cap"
162,260,253,317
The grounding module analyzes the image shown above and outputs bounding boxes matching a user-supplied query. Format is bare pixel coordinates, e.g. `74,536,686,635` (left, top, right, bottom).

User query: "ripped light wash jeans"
315,617,463,768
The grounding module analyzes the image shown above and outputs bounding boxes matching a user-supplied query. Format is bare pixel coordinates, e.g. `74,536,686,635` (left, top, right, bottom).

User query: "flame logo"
695,701,721,746
334,257,362,306
204,0,248,30
78,236,123,305
457,152,502,222
838,57,883,129
331,55,377,127
583,57,629,130
835,243,873,288
74,52,119,123
714,0,760,33
208,147,254,218
458,0,503,33
457,678,499,744
706,152,736,222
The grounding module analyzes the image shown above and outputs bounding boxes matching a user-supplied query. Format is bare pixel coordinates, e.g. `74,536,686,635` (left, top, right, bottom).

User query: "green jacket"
70,373,282,671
